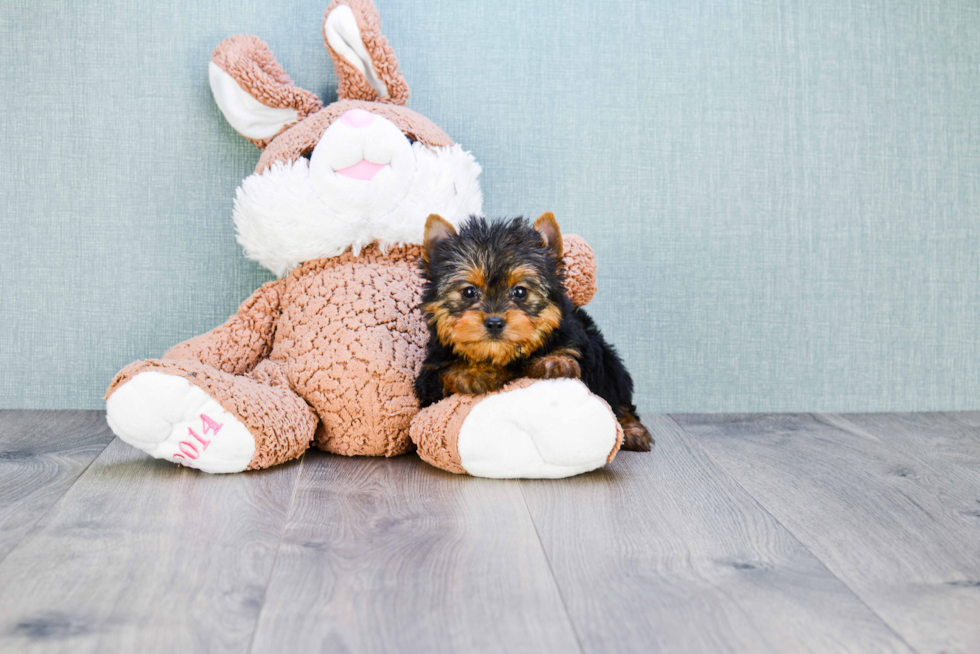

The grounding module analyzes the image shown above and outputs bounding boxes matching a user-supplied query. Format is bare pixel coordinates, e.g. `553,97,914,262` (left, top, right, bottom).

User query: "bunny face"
310,109,416,209
208,1,483,276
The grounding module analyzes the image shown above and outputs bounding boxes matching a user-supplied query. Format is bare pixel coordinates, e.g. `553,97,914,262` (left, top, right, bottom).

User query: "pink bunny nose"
340,109,375,128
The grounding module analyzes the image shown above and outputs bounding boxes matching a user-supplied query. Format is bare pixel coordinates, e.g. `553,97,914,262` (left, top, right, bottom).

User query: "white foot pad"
457,378,619,479
106,371,256,473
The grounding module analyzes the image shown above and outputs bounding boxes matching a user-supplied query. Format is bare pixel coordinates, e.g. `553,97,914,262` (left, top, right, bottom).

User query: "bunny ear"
323,0,410,105
210,35,322,148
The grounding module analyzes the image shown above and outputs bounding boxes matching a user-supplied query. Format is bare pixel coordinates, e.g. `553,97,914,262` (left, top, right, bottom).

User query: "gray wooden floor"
0,411,978,654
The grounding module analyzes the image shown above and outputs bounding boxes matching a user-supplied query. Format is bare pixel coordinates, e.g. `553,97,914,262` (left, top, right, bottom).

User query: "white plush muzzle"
233,113,483,276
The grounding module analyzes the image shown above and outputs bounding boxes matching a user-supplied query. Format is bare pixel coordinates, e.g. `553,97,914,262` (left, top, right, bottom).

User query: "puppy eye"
461,286,478,300
511,286,528,300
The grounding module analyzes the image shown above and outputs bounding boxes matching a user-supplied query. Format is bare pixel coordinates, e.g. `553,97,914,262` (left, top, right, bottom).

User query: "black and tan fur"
414,213,653,451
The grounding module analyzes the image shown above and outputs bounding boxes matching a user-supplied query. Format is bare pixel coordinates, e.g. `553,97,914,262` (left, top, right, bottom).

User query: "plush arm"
162,279,285,375
561,235,598,307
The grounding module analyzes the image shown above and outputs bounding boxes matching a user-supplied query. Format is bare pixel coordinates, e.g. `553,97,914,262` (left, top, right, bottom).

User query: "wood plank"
518,414,913,654
0,436,303,654
249,451,581,654
0,410,113,563
673,412,980,654
835,412,980,509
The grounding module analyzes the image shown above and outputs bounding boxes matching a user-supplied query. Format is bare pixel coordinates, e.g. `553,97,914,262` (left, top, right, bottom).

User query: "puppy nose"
340,109,375,128
484,316,506,334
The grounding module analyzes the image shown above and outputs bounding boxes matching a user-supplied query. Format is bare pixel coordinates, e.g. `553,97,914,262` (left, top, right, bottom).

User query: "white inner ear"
324,5,390,99
208,62,299,141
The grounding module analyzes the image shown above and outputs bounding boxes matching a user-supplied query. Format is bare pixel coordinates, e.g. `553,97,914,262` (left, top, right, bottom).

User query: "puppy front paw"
442,362,514,396
527,355,581,380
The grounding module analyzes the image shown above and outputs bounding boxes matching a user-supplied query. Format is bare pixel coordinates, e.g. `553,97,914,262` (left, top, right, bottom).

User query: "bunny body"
105,0,623,477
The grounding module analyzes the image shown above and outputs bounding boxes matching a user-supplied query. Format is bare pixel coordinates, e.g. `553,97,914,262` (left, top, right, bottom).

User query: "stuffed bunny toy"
105,0,623,478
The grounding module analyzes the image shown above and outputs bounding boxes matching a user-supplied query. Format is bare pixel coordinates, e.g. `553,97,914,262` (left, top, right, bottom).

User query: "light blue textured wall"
2,0,979,411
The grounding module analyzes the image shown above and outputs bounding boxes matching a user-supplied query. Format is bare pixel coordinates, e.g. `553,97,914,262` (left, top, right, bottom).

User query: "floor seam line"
518,481,589,654
246,452,306,654
0,424,115,570
665,413,923,654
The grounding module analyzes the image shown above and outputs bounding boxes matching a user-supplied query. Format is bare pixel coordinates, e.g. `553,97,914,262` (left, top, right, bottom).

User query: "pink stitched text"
173,414,223,461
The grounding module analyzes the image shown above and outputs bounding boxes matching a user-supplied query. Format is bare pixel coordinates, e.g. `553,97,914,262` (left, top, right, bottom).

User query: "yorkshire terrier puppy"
414,213,654,451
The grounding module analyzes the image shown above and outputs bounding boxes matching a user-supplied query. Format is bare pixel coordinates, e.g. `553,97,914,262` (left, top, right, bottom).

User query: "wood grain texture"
4,410,979,654
0,410,113,564
673,412,980,654
837,412,980,517
519,414,913,654
249,451,580,654
0,436,303,654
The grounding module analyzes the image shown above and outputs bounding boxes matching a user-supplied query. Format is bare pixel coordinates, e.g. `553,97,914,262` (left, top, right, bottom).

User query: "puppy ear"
323,0,410,105
424,214,457,263
534,212,563,261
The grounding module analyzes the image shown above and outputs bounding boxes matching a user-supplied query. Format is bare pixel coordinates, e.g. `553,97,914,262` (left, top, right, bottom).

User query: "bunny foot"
411,378,622,479
106,371,256,473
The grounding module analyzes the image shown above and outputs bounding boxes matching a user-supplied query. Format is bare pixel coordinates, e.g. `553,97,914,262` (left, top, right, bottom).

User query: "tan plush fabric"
561,234,598,308
410,378,534,475
322,0,410,106
162,279,284,375
106,238,597,469
210,35,323,149
410,390,482,474
210,6,443,158
592,394,626,463
271,244,428,457
105,358,317,470
411,378,624,475
256,99,454,173
609,421,625,463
